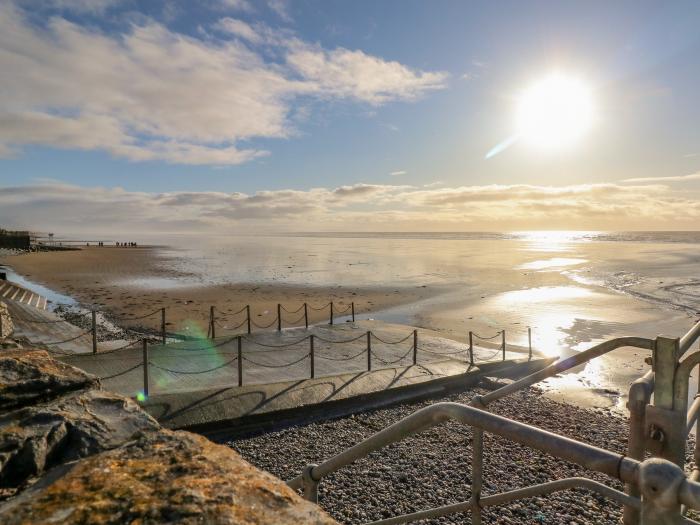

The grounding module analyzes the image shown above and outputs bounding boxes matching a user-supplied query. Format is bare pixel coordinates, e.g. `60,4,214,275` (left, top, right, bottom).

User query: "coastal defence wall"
0,307,337,524
0,231,31,250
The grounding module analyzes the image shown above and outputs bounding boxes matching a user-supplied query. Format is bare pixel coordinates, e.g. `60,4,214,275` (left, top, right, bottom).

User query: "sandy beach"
0,246,434,338
3,232,699,412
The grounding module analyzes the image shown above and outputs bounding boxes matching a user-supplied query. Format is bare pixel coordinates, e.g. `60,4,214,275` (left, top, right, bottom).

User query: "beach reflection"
492,286,594,357
516,230,597,253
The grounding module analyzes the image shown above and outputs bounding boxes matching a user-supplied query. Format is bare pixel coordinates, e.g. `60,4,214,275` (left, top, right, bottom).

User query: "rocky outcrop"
1,430,337,525
0,325,338,524
0,302,12,339
0,349,97,412
0,389,160,488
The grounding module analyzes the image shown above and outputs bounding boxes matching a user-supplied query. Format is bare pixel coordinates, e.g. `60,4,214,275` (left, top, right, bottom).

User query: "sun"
516,74,593,150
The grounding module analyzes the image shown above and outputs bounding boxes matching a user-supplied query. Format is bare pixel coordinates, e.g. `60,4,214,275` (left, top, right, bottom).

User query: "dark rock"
0,430,338,525
0,350,97,411
0,389,159,489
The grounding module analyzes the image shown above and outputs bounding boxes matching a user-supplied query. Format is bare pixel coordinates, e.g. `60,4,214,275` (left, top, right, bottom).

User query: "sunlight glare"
517,74,593,150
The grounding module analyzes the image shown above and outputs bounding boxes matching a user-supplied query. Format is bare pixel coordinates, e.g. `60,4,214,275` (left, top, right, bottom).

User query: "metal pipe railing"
287,402,640,490
365,478,640,525
680,320,700,355
476,336,654,407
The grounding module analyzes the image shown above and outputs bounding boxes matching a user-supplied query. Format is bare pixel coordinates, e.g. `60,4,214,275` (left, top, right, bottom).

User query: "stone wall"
0,310,337,524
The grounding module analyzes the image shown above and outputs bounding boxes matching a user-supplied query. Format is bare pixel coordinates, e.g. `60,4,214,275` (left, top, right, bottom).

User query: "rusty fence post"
91,310,97,354
469,331,474,366
277,303,282,331
351,302,355,322
246,305,251,334
304,302,308,329
142,339,149,398
310,335,315,379
0,313,3,338
528,327,532,360
161,307,166,345
501,330,506,361
237,336,243,387
413,329,418,365
329,302,333,325
367,331,372,371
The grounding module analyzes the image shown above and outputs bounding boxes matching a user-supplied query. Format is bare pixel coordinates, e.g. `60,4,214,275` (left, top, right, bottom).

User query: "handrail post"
277,303,282,331
469,331,474,366
501,330,506,361
351,302,355,322
329,302,333,325
161,307,166,345
624,371,653,524
651,336,685,467
367,331,372,371
310,335,315,379
142,339,149,398
210,305,216,340
528,327,532,361
413,329,418,365
304,302,308,329
237,336,243,387
246,305,251,334
91,310,97,354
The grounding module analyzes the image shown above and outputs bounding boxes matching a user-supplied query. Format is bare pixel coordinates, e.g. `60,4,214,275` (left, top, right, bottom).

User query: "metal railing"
288,318,700,524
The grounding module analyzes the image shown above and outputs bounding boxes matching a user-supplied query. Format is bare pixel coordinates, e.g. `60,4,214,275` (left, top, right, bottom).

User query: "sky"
1,0,699,234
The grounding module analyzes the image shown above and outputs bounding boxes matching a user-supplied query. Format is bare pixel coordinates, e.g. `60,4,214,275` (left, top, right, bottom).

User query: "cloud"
32,0,123,13
213,18,263,44
621,172,700,183
0,3,447,165
1,181,698,234
390,170,407,176
267,0,292,22
285,41,448,105
218,0,254,12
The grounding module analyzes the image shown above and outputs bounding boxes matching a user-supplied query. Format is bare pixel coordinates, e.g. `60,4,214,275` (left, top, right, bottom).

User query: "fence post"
501,330,506,361
329,302,333,325
210,306,216,340
367,331,372,371
161,308,166,345
142,339,149,398
528,327,532,360
246,305,251,334
1,312,4,338
351,302,355,322
413,329,418,365
237,336,243,387
91,310,97,354
304,303,308,329
310,335,315,379
469,331,474,366
277,303,282,331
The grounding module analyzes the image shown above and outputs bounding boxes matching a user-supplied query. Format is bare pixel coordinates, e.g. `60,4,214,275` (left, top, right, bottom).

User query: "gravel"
229,382,696,525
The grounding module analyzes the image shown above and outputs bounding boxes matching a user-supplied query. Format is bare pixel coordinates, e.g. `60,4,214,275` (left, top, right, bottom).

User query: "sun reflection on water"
515,230,598,253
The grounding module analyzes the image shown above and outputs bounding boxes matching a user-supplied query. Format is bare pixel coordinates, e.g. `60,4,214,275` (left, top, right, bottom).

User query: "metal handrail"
365,478,639,525
287,402,700,524
475,336,654,408
287,402,639,490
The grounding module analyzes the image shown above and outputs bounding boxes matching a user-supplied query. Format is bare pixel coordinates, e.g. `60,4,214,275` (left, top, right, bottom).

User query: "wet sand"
3,234,699,412
0,247,435,338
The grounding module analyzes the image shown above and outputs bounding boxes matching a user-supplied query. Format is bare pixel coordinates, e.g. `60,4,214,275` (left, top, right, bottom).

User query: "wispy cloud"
1,181,697,233
621,172,700,183
390,170,407,176
0,3,447,165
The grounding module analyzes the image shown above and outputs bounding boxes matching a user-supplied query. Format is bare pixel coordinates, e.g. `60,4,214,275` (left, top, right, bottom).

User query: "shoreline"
0,247,440,340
